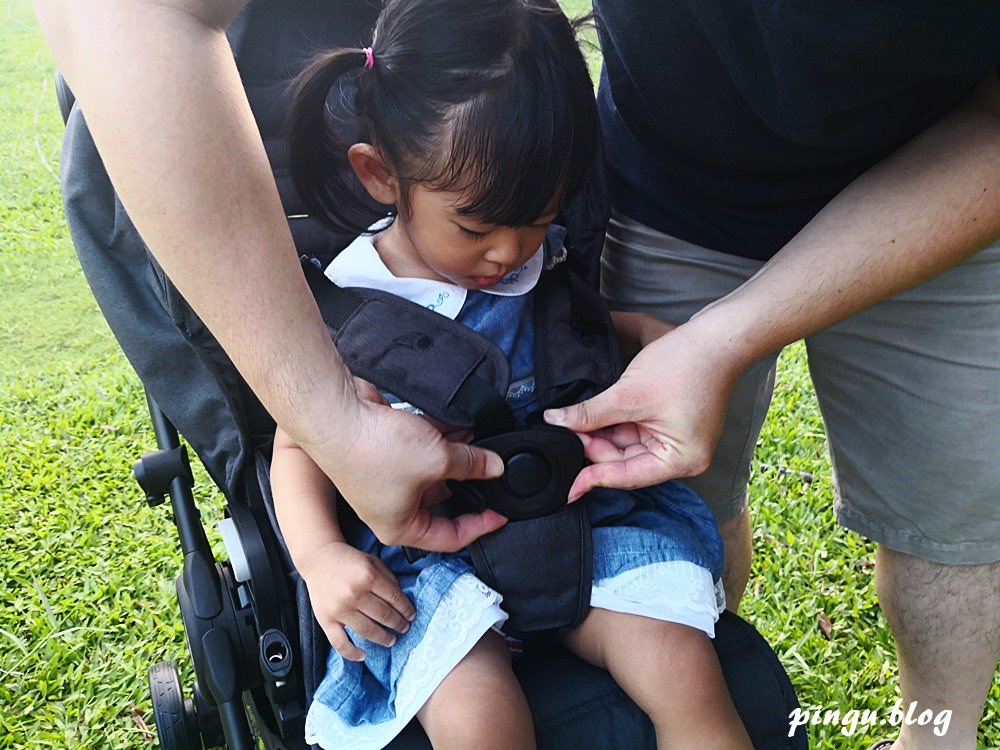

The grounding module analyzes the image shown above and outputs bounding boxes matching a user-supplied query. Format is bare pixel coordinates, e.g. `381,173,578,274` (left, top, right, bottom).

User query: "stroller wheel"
148,661,200,750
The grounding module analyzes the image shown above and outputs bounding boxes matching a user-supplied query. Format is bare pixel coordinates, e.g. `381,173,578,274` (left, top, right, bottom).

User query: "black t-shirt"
593,1,1000,260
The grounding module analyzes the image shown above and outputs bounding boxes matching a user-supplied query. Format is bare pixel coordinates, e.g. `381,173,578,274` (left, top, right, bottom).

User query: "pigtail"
285,48,375,233
286,0,600,233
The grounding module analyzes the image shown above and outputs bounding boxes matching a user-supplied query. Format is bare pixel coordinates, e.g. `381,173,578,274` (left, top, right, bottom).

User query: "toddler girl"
271,1,752,748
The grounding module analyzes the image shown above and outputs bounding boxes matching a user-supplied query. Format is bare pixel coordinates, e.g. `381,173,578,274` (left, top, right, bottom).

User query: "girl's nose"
486,230,525,265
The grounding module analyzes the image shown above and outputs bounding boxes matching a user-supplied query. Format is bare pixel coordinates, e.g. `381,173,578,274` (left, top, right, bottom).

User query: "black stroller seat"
57,1,807,748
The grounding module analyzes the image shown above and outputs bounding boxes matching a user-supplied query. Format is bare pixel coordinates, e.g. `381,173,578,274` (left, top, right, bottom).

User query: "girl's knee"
418,633,535,750
420,689,535,750
567,611,726,702
639,622,726,692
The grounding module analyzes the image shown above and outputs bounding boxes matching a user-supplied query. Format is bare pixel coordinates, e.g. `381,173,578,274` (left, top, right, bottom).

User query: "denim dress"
306,250,725,750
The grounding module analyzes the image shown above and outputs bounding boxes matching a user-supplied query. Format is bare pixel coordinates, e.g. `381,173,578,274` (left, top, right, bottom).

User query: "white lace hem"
590,561,726,638
304,573,507,750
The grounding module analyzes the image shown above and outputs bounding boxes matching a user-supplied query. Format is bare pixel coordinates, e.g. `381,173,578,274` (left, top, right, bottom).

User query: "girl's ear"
347,144,398,206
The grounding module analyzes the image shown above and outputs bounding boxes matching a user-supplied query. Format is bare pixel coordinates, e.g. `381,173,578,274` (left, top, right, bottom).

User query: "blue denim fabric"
586,481,724,582
313,477,722,734
457,291,537,420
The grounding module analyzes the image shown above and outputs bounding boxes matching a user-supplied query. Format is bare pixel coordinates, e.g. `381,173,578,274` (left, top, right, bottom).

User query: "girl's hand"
300,541,416,661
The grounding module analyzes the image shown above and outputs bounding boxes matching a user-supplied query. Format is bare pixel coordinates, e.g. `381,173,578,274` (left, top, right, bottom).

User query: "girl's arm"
34,0,505,550
271,427,416,660
549,68,1000,497
610,311,675,364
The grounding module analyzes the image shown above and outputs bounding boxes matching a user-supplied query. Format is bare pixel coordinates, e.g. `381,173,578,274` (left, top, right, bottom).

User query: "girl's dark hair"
286,0,599,234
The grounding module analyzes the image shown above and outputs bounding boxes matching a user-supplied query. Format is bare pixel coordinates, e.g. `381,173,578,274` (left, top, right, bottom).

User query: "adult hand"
545,316,745,500
549,61,1000,500
301,388,508,552
36,0,509,548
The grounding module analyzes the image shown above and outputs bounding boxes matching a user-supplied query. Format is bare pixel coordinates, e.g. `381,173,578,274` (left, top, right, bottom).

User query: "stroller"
56,1,808,747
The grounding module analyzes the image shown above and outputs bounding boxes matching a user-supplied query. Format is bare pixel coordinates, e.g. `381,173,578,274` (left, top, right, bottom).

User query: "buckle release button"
502,452,551,498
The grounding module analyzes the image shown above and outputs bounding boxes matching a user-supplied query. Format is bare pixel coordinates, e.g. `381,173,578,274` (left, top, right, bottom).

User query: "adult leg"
417,630,535,750
601,212,776,613
806,239,1000,749
718,508,752,611
561,608,752,750
876,549,1000,750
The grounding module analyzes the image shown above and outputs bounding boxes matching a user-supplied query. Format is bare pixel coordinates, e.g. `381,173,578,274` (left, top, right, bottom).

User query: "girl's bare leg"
561,608,752,750
417,630,536,750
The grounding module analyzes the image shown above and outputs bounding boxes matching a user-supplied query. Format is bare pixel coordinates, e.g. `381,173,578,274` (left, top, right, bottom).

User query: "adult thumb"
544,387,629,433
443,440,505,482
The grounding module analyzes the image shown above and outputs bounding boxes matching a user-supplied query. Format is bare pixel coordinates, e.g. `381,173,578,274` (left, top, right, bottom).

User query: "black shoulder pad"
302,259,513,430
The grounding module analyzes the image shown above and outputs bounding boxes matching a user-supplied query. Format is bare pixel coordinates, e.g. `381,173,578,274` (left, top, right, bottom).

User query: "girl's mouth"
472,274,504,287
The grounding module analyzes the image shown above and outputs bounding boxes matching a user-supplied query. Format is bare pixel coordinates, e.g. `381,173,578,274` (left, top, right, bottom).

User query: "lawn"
1,1,997,748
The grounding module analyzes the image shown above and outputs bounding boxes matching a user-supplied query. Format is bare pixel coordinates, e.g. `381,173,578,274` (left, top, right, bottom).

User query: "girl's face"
376,185,556,289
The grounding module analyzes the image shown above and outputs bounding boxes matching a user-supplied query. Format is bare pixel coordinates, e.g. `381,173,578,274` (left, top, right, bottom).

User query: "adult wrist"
685,295,771,379
265,336,361,450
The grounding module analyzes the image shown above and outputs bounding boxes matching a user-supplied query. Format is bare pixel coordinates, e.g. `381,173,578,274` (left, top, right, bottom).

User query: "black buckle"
449,424,584,521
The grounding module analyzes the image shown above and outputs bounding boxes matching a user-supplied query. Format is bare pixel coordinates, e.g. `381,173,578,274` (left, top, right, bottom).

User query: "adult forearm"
36,1,508,549
35,0,357,446
694,71,1000,371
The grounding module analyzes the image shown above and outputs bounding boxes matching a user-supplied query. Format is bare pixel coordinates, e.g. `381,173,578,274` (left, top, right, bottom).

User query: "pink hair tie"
362,47,374,70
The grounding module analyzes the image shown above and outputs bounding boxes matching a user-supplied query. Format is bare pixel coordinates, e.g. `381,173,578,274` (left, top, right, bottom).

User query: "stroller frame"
136,393,305,749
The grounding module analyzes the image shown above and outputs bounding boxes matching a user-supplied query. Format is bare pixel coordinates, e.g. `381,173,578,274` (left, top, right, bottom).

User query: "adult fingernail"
487,454,505,476
544,408,565,425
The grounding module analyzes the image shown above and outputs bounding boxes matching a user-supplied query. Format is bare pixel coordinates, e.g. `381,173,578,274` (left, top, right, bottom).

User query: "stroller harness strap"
301,241,622,632
301,247,622,434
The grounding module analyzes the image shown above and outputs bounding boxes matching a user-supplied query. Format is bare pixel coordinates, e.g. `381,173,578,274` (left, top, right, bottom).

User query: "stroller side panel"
61,107,253,498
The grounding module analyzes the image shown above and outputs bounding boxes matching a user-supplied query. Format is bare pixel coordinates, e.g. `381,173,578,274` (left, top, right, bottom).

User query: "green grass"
0,2,194,746
0,4,113,372
1,1,997,748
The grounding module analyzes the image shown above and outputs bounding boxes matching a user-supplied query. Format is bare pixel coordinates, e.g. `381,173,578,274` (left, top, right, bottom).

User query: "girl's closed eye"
458,224,490,242
458,218,549,241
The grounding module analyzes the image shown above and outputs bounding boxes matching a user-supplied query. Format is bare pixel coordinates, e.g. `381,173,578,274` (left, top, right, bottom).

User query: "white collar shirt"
324,225,543,320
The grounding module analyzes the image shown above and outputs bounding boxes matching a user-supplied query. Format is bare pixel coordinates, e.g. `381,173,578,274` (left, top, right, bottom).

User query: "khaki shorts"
601,211,1000,564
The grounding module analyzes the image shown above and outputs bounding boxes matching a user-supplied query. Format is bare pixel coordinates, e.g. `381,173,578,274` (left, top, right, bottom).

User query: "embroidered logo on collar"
500,267,524,285
426,292,450,311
